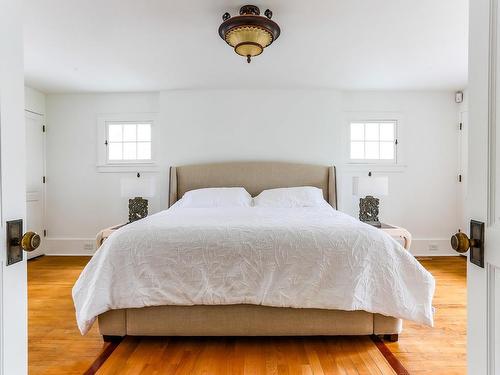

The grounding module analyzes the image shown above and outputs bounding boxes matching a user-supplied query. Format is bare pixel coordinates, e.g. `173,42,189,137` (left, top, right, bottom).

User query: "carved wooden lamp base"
359,195,381,227
129,197,148,222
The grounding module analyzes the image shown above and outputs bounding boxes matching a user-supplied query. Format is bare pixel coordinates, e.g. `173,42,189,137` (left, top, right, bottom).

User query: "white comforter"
73,203,435,335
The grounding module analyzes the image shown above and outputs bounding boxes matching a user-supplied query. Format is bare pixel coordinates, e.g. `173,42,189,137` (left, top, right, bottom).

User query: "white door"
25,111,45,259
0,0,28,373
468,0,500,373
458,110,468,233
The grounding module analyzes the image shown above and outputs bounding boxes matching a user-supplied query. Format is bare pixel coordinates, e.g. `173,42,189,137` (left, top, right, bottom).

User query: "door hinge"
43,176,46,184
458,174,462,182
43,229,47,237
459,122,463,131
395,139,398,145
42,125,46,133
104,140,108,146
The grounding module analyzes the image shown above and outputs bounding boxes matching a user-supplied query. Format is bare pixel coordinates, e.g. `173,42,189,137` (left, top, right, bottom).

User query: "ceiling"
23,0,468,93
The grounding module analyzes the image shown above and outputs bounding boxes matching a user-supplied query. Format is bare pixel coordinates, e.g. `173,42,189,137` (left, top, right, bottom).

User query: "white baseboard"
44,237,458,257
408,238,457,257
44,237,96,256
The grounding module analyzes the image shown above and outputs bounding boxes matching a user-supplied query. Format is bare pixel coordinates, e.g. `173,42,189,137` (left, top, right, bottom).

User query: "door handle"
6,219,41,265
450,231,478,253
11,231,41,252
450,220,485,268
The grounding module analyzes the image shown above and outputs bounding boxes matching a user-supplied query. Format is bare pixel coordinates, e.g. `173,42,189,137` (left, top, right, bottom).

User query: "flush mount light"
218,5,281,63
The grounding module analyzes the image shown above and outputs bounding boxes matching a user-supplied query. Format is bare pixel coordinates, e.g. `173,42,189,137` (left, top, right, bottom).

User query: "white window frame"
96,113,159,173
347,119,399,165
105,121,153,164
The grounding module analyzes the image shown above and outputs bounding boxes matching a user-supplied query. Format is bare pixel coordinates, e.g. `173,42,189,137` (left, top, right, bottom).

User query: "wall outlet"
83,242,94,251
428,243,439,252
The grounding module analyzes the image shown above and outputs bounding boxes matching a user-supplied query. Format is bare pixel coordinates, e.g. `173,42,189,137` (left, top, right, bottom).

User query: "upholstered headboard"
168,161,337,209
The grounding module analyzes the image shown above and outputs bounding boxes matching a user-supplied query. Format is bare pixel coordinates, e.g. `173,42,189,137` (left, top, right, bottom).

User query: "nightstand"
377,223,412,250
96,223,128,248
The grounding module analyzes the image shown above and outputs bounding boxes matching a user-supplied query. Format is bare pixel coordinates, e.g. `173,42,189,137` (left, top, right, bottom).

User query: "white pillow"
179,187,252,208
253,187,325,208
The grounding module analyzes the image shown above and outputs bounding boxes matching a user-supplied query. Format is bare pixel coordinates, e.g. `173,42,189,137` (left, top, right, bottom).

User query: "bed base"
383,333,400,342
98,305,402,341
103,333,399,343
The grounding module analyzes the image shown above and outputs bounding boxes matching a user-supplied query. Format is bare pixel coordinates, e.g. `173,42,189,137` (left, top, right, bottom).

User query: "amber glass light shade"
226,26,272,50
235,42,263,59
218,5,280,63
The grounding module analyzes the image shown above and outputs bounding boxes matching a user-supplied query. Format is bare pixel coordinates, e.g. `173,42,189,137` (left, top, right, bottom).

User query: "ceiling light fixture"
218,5,281,63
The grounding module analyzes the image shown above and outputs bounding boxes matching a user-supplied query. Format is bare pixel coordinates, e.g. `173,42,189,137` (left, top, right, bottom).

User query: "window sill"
96,163,160,173
343,163,407,173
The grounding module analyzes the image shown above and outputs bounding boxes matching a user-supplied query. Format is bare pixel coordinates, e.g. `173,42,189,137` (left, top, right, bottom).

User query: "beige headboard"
168,161,337,209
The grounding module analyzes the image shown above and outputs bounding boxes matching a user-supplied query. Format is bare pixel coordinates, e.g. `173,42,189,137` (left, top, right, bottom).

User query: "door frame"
488,0,498,372
474,0,500,372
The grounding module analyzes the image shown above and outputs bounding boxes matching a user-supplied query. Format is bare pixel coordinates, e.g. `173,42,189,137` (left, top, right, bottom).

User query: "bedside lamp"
120,175,156,222
352,175,388,227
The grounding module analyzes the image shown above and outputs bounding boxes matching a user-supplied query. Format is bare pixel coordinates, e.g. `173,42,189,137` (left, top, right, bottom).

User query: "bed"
73,161,435,342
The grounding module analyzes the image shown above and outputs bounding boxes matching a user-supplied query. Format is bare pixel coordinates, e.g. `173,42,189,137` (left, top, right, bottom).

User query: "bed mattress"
73,203,435,335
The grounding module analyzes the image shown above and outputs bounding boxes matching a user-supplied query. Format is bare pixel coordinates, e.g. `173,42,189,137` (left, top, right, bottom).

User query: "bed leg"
102,335,123,343
383,334,399,342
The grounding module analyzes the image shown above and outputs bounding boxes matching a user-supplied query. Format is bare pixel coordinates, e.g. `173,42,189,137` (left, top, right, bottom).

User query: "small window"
349,121,397,162
106,122,152,162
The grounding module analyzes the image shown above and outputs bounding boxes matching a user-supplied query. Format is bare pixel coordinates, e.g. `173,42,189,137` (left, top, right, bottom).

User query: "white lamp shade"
121,177,156,198
352,176,388,197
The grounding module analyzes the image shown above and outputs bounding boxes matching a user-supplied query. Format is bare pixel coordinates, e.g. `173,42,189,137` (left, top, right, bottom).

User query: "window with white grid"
349,121,397,162
105,122,152,162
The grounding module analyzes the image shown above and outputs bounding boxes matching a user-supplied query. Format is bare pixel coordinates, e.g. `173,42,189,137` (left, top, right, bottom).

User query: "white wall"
340,91,460,254
25,86,46,115
45,89,462,256
156,89,342,207
45,93,160,254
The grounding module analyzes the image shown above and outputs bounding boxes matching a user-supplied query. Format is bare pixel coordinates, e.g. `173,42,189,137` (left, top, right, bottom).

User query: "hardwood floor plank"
303,340,326,375
326,338,360,375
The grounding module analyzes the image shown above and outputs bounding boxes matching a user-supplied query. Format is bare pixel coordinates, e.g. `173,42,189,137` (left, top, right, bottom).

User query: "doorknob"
11,231,41,252
6,219,41,266
450,220,485,268
451,231,478,253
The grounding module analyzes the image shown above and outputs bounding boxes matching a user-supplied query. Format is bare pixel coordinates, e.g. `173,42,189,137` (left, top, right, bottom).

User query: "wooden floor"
28,256,466,374
388,257,467,375
98,336,399,375
28,256,104,374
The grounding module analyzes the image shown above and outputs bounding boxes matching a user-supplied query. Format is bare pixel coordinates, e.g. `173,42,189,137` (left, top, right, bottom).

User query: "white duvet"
73,203,435,335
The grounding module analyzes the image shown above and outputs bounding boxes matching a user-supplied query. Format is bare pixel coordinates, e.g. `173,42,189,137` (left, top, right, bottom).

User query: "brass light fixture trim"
218,5,281,63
